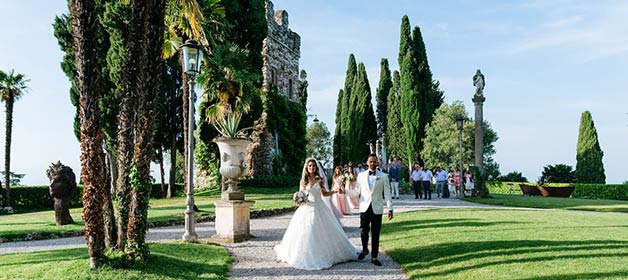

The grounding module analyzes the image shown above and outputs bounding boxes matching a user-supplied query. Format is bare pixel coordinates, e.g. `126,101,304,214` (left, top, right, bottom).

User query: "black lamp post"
181,39,203,242
455,116,465,198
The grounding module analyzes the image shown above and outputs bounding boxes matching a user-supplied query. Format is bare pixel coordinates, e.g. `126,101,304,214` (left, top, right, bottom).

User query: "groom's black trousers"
360,204,383,258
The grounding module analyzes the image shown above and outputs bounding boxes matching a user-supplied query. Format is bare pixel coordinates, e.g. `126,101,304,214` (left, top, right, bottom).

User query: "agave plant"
212,110,251,138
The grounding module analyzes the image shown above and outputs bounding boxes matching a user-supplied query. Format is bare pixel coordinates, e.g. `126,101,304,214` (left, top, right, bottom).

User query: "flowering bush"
293,190,309,206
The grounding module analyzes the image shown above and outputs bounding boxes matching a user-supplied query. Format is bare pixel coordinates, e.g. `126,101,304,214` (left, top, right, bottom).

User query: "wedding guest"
447,173,457,198
454,169,462,197
319,161,343,222
465,170,475,196
410,165,422,199
435,167,448,198
422,166,433,200
345,166,359,209
331,166,351,215
388,161,400,199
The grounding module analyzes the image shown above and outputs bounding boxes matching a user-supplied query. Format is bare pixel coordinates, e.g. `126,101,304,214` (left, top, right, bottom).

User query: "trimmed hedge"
572,184,628,201
9,183,184,211
488,182,628,201
240,176,300,188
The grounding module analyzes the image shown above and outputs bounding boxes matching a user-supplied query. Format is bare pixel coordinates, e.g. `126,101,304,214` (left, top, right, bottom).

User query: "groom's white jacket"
347,170,393,215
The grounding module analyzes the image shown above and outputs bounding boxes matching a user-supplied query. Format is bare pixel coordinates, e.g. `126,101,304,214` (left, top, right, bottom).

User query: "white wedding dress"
274,183,358,270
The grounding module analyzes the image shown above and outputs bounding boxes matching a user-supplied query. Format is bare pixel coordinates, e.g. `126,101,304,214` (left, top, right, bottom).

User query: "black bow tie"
369,170,376,175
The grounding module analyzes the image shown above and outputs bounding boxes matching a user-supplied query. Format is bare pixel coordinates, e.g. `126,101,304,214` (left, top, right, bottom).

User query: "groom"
347,153,394,266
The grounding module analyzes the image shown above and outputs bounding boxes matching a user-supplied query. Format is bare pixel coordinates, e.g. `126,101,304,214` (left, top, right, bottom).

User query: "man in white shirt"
435,167,448,198
410,165,422,199
421,166,433,200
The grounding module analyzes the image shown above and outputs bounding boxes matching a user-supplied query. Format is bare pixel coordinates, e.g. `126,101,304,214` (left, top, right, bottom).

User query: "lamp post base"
182,209,199,242
212,199,255,243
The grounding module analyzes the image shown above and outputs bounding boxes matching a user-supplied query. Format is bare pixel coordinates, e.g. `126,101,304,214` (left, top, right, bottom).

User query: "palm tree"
69,0,108,268
162,0,225,198
199,43,260,120
0,69,30,207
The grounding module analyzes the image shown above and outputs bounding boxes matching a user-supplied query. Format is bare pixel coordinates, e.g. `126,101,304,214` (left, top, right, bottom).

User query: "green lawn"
0,242,231,280
466,193,628,213
0,186,295,241
382,208,628,280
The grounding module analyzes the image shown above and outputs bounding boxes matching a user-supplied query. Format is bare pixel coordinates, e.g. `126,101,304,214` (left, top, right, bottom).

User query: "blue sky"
1,0,627,185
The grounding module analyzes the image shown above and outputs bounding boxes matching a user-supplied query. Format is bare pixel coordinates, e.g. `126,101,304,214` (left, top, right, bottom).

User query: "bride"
274,158,358,270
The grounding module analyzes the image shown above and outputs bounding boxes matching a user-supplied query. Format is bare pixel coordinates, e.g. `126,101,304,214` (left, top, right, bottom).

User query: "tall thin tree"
0,70,30,207
376,58,392,139
69,0,108,268
575,111,605,183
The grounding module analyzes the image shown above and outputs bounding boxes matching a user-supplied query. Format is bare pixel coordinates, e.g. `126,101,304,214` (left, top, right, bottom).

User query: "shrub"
8,183,184,211
538,164,575,184
240,176,300,188
572,184,628,201
498,171,527,182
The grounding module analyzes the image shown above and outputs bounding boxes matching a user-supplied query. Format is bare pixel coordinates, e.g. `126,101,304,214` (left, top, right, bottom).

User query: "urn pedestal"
212,137,254,243
212,199,255,243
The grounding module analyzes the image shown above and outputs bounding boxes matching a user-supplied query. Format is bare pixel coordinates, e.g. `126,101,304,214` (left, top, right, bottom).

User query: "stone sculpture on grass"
46,161,77,225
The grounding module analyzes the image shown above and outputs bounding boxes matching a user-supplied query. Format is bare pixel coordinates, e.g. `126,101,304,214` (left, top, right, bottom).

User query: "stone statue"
47,161,77,225
473,69,485,96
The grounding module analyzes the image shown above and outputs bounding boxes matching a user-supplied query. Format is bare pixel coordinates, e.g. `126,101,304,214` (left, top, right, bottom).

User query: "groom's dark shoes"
371,258,382,266
357,250,369,260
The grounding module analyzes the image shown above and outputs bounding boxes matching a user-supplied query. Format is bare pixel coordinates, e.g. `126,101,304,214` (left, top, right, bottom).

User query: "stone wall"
262,0,300,101
246,0,301,177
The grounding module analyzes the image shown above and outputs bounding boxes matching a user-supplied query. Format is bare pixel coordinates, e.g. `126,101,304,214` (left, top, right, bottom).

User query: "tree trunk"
168,123,176,198
125,0,165,261
70,0,107,268
103,147,117,249
115,0,143,250
3,97,13,207
159,146,165,198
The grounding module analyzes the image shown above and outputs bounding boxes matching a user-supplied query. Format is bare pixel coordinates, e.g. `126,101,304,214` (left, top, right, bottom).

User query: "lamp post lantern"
455,116,465,198
181,39,203,242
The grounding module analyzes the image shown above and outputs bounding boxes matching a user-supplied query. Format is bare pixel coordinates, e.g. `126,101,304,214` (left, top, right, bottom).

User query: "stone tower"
246,0,301,177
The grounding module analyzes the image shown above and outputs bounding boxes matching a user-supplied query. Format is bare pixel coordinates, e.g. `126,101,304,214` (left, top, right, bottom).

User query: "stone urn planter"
538,185,575,198
212,137,255,243
213,137,252,201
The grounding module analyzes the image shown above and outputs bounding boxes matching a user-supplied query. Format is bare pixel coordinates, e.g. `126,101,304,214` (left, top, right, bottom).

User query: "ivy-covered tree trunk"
124,0,165,261
69,0,107,268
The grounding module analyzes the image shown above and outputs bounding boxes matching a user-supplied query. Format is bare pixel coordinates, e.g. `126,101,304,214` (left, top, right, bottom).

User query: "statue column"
472,69,486,172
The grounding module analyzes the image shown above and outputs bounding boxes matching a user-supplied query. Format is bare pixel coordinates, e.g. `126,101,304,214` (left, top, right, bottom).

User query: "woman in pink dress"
344,166,360,210
331,166,351,215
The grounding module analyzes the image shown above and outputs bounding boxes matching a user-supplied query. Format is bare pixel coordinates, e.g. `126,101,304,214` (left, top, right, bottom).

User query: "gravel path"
0,195,518,279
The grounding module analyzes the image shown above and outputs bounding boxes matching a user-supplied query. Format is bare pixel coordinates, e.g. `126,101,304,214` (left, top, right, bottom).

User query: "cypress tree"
347,63,376,162
339,54,357,163
413,26,434,165
386,70,405,162
575,111,605,183
376,58,392,138
333,89,344,165
399,16,421,165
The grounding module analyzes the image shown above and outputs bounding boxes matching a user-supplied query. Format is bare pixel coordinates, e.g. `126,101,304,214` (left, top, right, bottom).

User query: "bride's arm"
319,179,337,197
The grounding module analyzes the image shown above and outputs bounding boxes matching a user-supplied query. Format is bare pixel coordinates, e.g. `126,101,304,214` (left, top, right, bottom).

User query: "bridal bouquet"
343,173,355,182
293,190,309,206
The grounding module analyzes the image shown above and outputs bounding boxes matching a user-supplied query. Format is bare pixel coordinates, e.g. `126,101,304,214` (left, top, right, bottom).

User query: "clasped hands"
333,186,345,194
